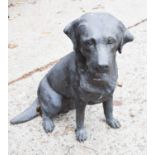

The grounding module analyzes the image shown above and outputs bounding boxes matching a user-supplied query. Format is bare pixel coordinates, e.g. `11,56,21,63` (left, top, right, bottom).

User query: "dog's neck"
75,51,87,72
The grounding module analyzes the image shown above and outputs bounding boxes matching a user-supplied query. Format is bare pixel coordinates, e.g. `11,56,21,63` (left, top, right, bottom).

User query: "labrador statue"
10,12,134,142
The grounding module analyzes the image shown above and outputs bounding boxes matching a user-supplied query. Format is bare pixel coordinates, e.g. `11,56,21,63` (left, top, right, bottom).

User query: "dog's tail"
10,98,40,124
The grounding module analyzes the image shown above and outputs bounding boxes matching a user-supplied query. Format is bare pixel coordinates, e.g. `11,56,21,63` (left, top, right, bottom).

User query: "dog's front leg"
103,96,121,128
75,101,87,142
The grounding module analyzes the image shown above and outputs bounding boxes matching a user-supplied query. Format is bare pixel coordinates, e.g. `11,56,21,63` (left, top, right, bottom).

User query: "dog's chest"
78,74,115,103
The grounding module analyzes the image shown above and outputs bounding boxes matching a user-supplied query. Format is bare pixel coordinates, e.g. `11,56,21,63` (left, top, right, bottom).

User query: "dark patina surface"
10,12,134,142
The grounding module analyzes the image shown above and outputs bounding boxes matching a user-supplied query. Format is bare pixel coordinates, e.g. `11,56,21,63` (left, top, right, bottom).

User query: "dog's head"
64,12,134,74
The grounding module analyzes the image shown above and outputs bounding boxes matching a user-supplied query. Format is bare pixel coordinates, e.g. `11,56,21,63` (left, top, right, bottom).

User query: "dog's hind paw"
106,118,121,129
75,128,87,142
42,118,55,133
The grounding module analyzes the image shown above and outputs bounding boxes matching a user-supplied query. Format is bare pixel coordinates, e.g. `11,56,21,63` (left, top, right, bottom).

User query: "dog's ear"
118,24,134,54
64,19,87,70
63,19,79,49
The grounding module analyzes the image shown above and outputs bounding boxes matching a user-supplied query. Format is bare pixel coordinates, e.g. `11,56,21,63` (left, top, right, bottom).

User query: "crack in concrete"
8,18,147,86
8,60,59,85
127,18,147,29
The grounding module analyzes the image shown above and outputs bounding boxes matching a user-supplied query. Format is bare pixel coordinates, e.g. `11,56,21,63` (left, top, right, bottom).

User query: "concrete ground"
8,0,146,155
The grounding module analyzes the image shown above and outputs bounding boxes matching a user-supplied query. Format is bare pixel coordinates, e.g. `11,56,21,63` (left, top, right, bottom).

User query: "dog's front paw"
106,118,121,128
75,128,87,142
42,119,55,133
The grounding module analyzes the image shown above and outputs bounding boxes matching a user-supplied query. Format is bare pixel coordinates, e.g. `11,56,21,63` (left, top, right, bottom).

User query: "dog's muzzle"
96,64,109,73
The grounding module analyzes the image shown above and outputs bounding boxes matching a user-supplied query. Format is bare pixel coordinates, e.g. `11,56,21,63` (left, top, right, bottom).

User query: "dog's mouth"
92,72,108,81
87,65,110,81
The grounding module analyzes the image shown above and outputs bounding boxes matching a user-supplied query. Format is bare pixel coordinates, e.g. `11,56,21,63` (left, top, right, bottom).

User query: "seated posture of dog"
10,12,134,142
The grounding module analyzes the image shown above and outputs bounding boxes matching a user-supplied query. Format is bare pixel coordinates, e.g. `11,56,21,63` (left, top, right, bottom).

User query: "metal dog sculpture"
10,12,134,142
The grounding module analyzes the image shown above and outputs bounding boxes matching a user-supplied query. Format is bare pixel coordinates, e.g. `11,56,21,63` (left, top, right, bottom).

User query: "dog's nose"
96,64,109,72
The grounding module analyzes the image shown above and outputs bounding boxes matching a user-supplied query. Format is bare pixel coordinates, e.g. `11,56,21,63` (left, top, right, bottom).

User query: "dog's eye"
84,39,95,46
107,37,116,44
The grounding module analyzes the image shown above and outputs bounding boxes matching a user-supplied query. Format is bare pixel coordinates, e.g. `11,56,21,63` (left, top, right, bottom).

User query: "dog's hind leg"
38,77,62,133
42,112,55,133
